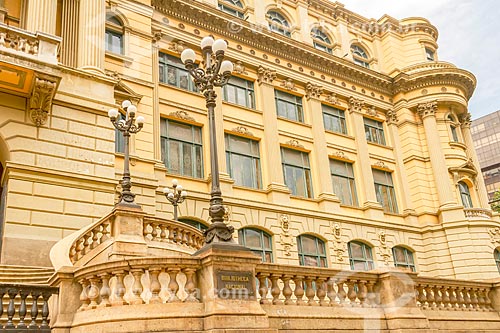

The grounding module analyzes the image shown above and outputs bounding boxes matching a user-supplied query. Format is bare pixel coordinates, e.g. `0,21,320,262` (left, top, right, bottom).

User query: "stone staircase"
0,265,54,285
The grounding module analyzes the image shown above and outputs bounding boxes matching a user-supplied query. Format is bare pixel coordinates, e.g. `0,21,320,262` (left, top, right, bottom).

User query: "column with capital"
417,101,456,208
461,113,490,208
77,0,106,74
305,83,340,211
256,66,290,204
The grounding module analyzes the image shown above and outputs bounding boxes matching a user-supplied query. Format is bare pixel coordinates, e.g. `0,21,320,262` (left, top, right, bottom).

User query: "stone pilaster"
24,0,58,35
306,83,340,211
417,101,456,208
77,0,106,74
60,0,80,67
461,112,490,208
152,32,162,162
257,66,290,204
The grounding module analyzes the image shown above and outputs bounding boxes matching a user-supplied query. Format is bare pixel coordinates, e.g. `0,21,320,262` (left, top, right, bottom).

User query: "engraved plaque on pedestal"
215,270,255,299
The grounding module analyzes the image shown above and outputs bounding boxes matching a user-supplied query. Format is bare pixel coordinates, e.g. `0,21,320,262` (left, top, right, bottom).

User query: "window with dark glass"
448,115,459,142
238,228,273,262
330,159,358,206
322,104,347,134
351,45,370,68
159,53,197,92
311,28,332,54
218,0,244,18
297,234,327,267
161,119,203,178
495,249,500,273
223,77,255,109
392,246,416,272
114,112,125,153
178,218,208,231
425,47,435,61
373,169,398,213
267,11,291,37
458,181,473,208
281,148,313,198
348,241,374,271
225,134,261,189
364,118,386,145
275,90,303,122
105,14,124,54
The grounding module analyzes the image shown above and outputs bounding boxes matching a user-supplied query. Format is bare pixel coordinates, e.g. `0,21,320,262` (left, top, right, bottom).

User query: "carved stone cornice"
348,97,364,114
28,75,59,127
417,101,437,119
257,66,276,85
169,110,195,121
460,113,472,128
386,109,398,125
305,82,322,100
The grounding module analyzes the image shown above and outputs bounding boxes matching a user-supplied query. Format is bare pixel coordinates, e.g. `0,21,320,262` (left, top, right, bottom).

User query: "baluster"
186,232,194,247
433,286,443,309
78,280,90,311
316,277,327,306
130,269,145,304
149,268,162,304
175,228,182,243
82,233,92,255
101,221,111,242
326,277,337,306
416,285,427,308
366,281,376,307
358,280,368,307
167,268,180,302
270,274,282,305
425,285,435,309
0,289,4,326
282,275,293,305
183,268,199,302
463,287,472,310
88,277,101,308
151,223,159,241
112,271,127,306
337,280,347,306
477,288,486,311
293,276,305,305
70,245,77,263
456,287,466,310
484,288,493,311
76,238,85,261
18,289,29,328
347,280,358,307
29,291,41,329
143,222,150,239
441,286,450,309
304,277,316,306
470,288,479,311
160,225,167,242
5,288,16,329
182,230,189,245
40,291,51,329
99,274,111,307
168,226,175,242
90,230,99,249
448,287,458,310
257,273,270,304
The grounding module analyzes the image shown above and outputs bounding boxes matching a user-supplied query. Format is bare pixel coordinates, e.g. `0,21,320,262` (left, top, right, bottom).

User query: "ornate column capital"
386,109,398,125
257,66,276,85
417,101,437,119
305,82,322,100
348,96,364,114
460,112,472,128
28,74,59,126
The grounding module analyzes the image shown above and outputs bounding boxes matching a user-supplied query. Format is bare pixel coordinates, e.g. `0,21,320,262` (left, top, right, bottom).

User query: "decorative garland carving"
374,160,388,169
233,61,248,75
348,97,364,114
325,92,339,105
417,101,437,119
488,228,500,245
305,82,322,100
280,78,296,91
29,76,58,127
279,214,293,256
378,231,391,266
257,66,276,85
332,223,346,262
285,139,304,149
334,151,347,160
168,40,186,53
366,106,377,117
169,110,195,121
232,126,254,137
386,109,398,125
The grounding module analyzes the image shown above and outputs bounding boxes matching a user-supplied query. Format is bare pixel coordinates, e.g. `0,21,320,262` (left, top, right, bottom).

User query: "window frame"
447,114,460,142
330,159,358,206
373,169,398,213
311,28,333,54
281,147,313,198
105,14,124,55
458,181,473,208
425,47,435,61
495,249,500,273
114,111,126,153
275,90,304,123
160,118,204,179
392,246,416,272
225,134,262,189
223,76,255,109
267,10,291,37
364,117,386,145
351,44,370,68
159,53,198,93
238,228,273,262
297,234,328,267
322,104,347,134
348,241,375,271
218,0,245,18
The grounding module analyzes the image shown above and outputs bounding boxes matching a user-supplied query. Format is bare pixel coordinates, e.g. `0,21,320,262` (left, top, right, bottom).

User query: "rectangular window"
330,159,358,206
275,90,303,122
281,148,313,198
161,119,203,178
115,114,125,153
373,169,398,213
364,118,386,145
223,77,255,109
159,53,197,92
105,30,123,54
225,134,262,189
323,105,347,134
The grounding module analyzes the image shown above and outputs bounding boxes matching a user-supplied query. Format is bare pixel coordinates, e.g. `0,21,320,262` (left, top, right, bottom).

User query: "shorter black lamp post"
163,179,187,220
108,100,144,207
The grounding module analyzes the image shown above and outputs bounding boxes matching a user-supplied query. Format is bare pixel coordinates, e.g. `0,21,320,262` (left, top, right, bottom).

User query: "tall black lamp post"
181,36,234,244
108,100,144,207
164,179,187,220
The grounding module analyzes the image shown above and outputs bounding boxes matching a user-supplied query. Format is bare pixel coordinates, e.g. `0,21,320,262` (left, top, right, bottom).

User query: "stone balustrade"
0,284,58,332
255,264,380,307
73,257,201,310
0,23,60,64
464,208,492,220
142,216,204,250
415,277,495,312
401,61,457,74
70,218,112,264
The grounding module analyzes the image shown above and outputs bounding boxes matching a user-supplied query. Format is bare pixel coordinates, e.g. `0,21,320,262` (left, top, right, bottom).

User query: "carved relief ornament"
417,101,437,119
29,76,58,126
325,92,339,105
348,97,364,114
280,78,296,91
233,61,248,75
305,82,322,100
231,126,254,137
332,223,346,262
366,106,377,117
285,139,304,149
488,227,500,245
257,66,276,85
378,230,391,266
460,112,472,128
169,110,195,122
386,109,398,125
279,214,294,256
168,40,186,53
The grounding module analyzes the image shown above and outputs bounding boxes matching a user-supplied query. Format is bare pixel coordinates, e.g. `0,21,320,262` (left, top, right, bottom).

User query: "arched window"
178,218,208,231
392,246,416,272
267,11,291,37
495,249,500,273
311,28,332,54
425,47,435,61
238,228,273,262
105,13,124,54
458,181,473,208
348,241,374,271
297,234,327,267
351,45,370,68
447,115,459,142
218,0,244,18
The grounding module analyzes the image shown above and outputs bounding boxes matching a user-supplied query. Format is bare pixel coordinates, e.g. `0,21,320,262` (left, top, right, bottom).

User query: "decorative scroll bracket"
28,74,59,127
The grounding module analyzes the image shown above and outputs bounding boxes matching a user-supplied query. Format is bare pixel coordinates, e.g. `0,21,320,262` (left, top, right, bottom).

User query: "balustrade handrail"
464,207,492,218
401,61,457,74
415,275,494,289
256,263,379,281
143,216,204,250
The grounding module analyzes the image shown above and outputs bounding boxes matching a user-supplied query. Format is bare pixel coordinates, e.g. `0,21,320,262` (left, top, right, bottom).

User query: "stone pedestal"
108,204,148,260
48,266,81,333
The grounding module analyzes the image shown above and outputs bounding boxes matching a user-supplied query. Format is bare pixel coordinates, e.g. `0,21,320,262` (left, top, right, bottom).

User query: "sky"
339,0,500,119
